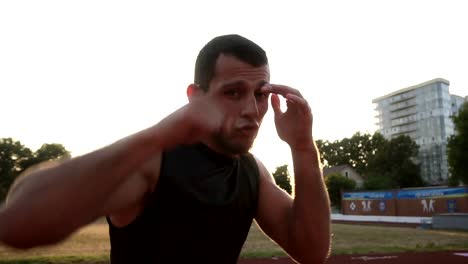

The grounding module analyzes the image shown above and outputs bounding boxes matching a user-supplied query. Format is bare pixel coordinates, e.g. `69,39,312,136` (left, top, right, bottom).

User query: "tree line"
1,102,466,206
272,101,468,208
271,132,422,206
0,138,70,202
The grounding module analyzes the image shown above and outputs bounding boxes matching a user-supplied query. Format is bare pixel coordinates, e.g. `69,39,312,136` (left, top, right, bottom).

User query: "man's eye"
225,90,240,97
255,92,268,99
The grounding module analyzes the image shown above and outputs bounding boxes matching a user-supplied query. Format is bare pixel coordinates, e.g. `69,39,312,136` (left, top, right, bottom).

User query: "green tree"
317,139,349,168
272,165,292,195
317,132,387,175
363,174,394,190
365,135,422,189
0,138,70,201
325,172,356,208
447,101,468,185
33,143,70,163
319,132,422,190
0,138,33,200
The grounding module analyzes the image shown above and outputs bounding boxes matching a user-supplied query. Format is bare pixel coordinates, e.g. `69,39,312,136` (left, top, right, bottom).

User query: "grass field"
1,221,468,263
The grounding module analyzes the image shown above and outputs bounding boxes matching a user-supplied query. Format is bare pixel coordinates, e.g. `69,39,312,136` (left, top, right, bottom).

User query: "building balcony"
391,120,418,128
390,94,416,105
391,129,418,137
390,101,417,112
389,107,418,120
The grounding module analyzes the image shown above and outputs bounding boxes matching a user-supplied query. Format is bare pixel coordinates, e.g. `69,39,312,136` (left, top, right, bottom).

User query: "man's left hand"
262,84,314,151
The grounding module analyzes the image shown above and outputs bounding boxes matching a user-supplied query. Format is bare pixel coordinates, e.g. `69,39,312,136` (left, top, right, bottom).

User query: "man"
0,34,331,263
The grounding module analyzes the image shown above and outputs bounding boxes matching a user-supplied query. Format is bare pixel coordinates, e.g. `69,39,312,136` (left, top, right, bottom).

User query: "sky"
1,0,467,174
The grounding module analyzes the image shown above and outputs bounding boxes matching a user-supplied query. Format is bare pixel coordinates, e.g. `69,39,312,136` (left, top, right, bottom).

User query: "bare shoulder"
251,154,293,250
251,154,292,211
250,155,275,184
107,151,163,227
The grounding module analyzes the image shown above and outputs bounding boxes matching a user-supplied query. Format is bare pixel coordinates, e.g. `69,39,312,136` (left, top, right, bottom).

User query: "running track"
238,251,468,264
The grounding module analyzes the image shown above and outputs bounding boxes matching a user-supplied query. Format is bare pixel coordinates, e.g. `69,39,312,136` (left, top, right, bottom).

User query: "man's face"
205,54,270,154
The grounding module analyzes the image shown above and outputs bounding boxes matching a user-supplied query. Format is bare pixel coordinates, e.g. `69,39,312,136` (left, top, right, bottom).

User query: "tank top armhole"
243,153,261,216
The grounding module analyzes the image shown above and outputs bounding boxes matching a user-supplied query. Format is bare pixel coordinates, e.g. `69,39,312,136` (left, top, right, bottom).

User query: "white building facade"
372,78,465,185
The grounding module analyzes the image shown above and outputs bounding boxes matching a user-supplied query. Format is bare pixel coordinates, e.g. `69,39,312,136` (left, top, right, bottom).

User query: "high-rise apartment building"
372,78,465,185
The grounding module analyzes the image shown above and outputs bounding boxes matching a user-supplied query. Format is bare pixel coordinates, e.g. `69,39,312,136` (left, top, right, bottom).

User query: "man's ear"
186,84,204,102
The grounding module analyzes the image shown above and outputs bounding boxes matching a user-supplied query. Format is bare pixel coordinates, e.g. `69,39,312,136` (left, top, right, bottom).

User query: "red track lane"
238,251,468,264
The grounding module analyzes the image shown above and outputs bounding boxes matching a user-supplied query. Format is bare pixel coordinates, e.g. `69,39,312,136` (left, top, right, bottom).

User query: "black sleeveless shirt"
107,143,260,263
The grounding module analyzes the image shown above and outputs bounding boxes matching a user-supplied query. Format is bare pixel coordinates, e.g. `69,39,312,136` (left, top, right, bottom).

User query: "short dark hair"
194,34,268,91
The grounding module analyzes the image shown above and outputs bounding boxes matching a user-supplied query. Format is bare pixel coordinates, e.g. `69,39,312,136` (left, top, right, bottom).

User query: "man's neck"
200,139,240,159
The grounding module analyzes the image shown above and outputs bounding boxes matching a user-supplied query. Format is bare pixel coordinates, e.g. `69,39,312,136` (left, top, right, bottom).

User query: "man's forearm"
289,142,331,263
0,125,164,248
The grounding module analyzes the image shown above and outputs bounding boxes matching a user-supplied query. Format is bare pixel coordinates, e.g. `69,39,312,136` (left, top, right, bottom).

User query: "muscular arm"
255,84,331,263
289,146,330,262
0,127,163,248
0,92,224,249
255,145,330,264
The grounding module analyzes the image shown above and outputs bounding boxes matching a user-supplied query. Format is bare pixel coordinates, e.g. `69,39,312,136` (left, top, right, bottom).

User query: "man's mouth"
236,124,259,136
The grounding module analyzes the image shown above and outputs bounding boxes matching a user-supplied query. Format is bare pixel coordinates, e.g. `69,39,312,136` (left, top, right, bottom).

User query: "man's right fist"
152,97,226,150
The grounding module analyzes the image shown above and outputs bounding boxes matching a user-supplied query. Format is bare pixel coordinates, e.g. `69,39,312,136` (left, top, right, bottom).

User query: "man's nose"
242,96,259,118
